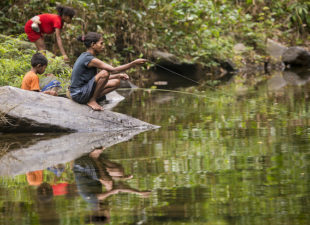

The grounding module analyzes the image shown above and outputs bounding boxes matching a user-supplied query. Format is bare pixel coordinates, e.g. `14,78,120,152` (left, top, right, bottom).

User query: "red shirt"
52,183,69,196
38,14,63,34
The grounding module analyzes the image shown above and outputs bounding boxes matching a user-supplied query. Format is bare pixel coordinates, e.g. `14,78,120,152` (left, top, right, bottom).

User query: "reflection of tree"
73,148,151,224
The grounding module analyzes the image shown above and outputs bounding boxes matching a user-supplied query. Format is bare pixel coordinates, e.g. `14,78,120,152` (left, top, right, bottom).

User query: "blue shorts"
70,77,96,104
41,80,62,92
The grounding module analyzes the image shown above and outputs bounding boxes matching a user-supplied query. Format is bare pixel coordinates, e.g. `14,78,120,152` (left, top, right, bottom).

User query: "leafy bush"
0,34,72,90
0,0,309,71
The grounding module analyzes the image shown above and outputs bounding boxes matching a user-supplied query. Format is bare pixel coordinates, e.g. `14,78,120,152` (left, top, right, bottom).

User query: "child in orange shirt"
21,53,59,96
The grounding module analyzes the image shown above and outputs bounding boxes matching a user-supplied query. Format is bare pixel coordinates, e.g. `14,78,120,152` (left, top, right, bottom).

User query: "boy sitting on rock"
21,52,61,96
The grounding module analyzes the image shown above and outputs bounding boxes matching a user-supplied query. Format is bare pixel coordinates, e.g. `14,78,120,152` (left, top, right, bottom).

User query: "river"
0,69,310,225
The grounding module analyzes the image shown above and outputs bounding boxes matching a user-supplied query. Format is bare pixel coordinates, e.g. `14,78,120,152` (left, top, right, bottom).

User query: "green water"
1,71,310,225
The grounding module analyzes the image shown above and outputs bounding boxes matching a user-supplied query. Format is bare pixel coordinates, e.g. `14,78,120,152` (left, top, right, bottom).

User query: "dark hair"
37,182,53,203
56,5,75,18
77,32,102,48
31,53,48,67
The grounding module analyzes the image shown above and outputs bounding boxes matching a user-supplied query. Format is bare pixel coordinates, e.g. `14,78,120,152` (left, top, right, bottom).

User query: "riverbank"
1,1,309,83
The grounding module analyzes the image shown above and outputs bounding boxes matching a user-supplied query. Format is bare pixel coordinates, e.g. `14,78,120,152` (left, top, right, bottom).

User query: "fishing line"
129,61,307,118
120,87,209,98
147,59,239,99
147,60,200,85
120,87,305,119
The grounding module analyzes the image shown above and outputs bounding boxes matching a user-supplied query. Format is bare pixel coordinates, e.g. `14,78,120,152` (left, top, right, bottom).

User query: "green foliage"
0,0,309,71
0,34,72,89
287,1,310,33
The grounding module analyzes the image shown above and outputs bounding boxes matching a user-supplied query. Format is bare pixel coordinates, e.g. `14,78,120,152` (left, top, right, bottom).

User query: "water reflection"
26,166,72,225
74,148,151,224
0,130,150,176
268,68,310,91
1,68,310,225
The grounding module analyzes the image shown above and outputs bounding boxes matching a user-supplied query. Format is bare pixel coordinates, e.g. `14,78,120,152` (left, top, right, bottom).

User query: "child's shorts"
70,77,96,104
24,20,42,42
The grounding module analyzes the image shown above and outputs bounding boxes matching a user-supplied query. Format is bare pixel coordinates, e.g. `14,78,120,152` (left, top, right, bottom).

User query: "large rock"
0,86,159,132
266,39,288,61
0,130,148,176
282,47,310,67
152,50,181,65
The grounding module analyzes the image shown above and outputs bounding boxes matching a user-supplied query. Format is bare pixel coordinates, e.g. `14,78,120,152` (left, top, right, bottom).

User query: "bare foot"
87,100,104,111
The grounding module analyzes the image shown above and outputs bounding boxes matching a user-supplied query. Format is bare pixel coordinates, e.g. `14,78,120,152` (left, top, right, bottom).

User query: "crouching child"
69,32,147,111
21,53,61,95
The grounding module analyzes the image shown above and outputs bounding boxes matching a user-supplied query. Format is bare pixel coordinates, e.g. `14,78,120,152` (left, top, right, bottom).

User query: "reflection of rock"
267,72,287,91
153,92,175,104
283,70,310,86
0,129,150,176
0,86,158,132
282,47,310,67
267,69,310,91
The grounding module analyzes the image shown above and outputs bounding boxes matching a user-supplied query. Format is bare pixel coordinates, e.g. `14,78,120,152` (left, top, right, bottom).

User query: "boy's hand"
133,59,147,65
43,90,57,96
119,73,129,80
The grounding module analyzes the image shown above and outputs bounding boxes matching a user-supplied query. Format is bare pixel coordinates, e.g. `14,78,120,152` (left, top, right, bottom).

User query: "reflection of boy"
26,170,43,186
21,53,60,96
26,169,68,196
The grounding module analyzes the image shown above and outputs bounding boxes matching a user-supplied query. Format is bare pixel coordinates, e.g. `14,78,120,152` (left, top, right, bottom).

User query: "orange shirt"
26,170,43,186
21,71,40,91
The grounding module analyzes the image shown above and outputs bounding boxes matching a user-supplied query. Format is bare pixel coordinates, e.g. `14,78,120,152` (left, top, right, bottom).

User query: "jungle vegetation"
0,0,310,88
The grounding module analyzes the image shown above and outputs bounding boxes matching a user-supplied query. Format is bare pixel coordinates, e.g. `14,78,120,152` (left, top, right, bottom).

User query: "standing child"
21,52,59,96
70,32,147,111
24,5,75,61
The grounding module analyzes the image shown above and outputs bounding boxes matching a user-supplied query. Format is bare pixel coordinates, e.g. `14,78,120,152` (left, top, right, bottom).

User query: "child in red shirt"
24,5,75,62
